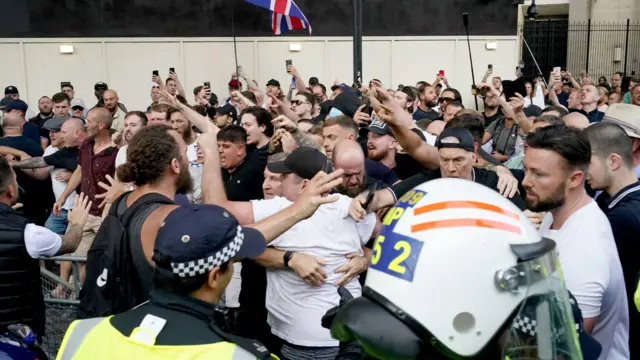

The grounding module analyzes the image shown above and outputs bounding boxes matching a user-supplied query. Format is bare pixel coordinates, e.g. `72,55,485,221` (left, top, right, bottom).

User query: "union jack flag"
245,0,312,35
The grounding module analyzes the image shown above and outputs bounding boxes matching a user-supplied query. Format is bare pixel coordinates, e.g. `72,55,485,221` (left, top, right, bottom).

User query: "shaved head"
103,90,117,98
61,117,85,132
427,120,445,136
103,90,119,113
333,139,365,168
563,112,589,129
86,107,113,136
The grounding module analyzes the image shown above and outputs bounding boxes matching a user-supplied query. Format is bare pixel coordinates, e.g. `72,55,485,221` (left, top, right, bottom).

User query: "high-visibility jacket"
56,316,278,360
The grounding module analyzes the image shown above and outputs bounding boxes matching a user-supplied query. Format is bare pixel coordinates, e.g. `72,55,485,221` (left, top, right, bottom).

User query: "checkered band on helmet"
170,226,245,278
512,293,582,337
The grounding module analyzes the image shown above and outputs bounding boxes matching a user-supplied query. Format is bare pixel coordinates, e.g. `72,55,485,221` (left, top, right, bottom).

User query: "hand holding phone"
204,81,211,88
153,70,159,76
286,59,293,73
169,67,175,73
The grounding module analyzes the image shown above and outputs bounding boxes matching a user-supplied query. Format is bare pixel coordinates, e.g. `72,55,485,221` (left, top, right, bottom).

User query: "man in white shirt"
522,125,630,360
0,157,91,336
114,111,148,170
207,146,377,359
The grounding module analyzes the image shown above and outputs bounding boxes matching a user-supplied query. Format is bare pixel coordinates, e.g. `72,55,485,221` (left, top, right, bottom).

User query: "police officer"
0,157,91,339
328,178,601,359
57,205,278,359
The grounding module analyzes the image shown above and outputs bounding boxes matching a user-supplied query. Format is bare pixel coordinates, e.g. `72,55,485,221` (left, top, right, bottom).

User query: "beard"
181,125,193,142
40,109,52,116
368,147,388,162
424,99,437,108
175,160,194,195
335,182,366,198
525,182,566,213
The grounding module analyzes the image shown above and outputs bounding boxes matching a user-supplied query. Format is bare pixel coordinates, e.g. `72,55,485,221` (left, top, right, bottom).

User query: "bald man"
0,112,43,157
102,90,127,131
332,139,388,197
54,108,120,283
563,112,590,129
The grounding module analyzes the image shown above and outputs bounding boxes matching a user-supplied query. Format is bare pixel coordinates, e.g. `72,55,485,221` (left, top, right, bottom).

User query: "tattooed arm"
290,127,323,151
12,157,49,169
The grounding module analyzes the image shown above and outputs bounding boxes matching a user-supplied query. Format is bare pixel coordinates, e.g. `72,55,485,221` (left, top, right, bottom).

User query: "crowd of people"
0,63,638,359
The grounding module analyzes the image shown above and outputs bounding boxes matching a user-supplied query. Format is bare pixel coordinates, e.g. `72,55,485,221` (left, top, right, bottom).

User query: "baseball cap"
435,127,475,153
266,79,281,88
94,82,108,91
154,205,266,279
0,97,12,110
309,77,319,86
602,103,640,138
5,99,28,112
42,115,69,132
70,98,86,110
523,104,542,118
368,117,394,138
228,79,241,89
217,103,238,122
267,146,328,180
4,86,18,95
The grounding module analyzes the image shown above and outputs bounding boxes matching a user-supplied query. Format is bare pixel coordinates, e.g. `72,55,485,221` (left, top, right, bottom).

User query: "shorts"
74,214,103,257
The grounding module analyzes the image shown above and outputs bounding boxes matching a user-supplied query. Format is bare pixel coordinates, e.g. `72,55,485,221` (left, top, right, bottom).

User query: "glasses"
290,100,309,106
438,97,456,104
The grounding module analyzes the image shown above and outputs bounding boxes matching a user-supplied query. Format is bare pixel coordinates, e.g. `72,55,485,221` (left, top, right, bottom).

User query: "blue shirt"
22,121,41,145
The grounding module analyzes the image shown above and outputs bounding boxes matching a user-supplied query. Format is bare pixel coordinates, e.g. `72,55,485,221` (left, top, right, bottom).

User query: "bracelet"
283,251,294,268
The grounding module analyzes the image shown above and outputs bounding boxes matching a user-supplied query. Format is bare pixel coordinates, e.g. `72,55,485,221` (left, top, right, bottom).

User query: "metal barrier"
40,255,86,359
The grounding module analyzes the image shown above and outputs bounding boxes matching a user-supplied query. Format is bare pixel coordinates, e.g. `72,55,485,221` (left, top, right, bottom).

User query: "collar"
0,202,16,214
149,289,218,323
606,181,640,209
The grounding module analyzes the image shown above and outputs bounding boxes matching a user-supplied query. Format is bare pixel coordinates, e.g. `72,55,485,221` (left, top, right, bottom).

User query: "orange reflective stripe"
411,218,522,235
413,201,520,220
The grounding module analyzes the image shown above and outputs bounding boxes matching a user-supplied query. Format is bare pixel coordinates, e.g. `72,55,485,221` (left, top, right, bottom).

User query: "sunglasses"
438,97,456,104
72,106,84,110
290,100,309,106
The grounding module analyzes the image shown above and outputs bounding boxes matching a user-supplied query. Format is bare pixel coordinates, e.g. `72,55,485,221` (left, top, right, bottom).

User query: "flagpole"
231,0,239,77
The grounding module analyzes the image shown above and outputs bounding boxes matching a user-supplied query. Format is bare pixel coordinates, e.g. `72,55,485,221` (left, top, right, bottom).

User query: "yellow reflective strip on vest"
635,277,640,312
57,317,107,360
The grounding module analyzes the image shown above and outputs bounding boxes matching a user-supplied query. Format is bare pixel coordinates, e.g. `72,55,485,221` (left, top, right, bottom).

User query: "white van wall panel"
1,37,518,113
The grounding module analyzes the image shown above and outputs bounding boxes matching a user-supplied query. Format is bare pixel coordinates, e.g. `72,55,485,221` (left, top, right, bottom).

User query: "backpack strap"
207,322,273,360
119,193,176,227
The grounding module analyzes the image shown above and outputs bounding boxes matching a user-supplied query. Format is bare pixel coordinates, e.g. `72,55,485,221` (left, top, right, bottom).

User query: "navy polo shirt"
574,108,604,123
596,181,640,350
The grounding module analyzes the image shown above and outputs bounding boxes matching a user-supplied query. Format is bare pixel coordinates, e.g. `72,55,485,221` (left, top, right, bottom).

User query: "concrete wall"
570,0,640,22
0,36,518,113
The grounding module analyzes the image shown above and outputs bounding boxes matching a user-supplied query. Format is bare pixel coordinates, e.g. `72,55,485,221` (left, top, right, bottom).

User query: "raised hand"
95,174,127,209
295,169,344,219
271,115,298,132
353,104,371,126
67,193,92,227
158,89,179,108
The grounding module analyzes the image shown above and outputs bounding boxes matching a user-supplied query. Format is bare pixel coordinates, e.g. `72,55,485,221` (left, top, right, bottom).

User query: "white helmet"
330,178,584,359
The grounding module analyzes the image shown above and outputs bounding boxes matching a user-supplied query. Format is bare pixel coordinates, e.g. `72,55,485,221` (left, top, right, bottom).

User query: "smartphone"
553,66,561,73
204,81,210,88
61,81,71,88
502,77,527,100
362,183,378,210
153,70,159,76
471,84,487,97
286,59,293,72
438,70,445,77
169,67,175,73
488,64,493,70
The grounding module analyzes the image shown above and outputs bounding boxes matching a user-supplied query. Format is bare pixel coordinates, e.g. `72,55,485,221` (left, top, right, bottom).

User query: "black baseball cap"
368,117,394,138
4,86,18,95
523,104,542,118
267,147,328,180
94,82,108,91
266,79,281,88
435,127,475,153
154,205,266,279
217,103,238,122
309,77,320,86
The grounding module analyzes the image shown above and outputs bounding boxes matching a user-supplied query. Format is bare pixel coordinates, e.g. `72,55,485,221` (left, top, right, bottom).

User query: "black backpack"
78,192,174,319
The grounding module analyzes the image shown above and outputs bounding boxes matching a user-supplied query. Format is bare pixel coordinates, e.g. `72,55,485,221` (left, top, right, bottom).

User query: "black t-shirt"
0,136,53,225
391,168,525,210
29,114,54,143
43,146,80,171
483,110,504,129
412,108,440,121
22,122,42,146
222,151,266,202
0,136,43,157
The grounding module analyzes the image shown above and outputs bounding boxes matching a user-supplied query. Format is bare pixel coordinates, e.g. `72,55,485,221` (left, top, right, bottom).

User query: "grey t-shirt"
487,119,519,156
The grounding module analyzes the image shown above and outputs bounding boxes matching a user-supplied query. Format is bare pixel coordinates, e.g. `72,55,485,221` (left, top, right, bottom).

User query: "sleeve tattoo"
12,157,48,169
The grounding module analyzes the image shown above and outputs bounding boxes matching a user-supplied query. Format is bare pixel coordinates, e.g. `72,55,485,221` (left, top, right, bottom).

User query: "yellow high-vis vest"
56,317,278,360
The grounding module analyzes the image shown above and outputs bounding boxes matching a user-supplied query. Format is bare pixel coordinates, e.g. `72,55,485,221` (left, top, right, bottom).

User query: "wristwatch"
283,251,294,268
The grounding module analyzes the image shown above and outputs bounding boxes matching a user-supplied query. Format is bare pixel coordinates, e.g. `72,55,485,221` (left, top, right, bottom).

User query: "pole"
585,19,591,74
521,34,548,87
462,13,479,111
231,0,239,76
624,18,630,76
353,0,363,87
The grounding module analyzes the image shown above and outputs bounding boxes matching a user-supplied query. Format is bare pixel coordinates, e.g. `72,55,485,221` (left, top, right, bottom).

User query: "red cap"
228,79,241,89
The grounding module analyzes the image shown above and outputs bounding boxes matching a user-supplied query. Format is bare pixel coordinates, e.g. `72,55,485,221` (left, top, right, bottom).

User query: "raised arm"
288,65,308,93
56,194,92,255
159,90,218,134
168,71,187,99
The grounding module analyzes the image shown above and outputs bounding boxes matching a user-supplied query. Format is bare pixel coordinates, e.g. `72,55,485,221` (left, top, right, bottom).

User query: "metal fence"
521,19,640,82
40,255,86,359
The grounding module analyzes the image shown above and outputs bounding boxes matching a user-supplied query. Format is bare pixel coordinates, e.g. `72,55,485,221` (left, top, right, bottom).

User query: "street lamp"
527,0,538,21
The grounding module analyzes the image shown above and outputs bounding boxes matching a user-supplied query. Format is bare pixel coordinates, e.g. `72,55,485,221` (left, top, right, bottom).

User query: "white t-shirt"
539,201,630,360
115,144,128,170
24,224,62,258
44,146,76,211
186,139,203,204
251,195,376,347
